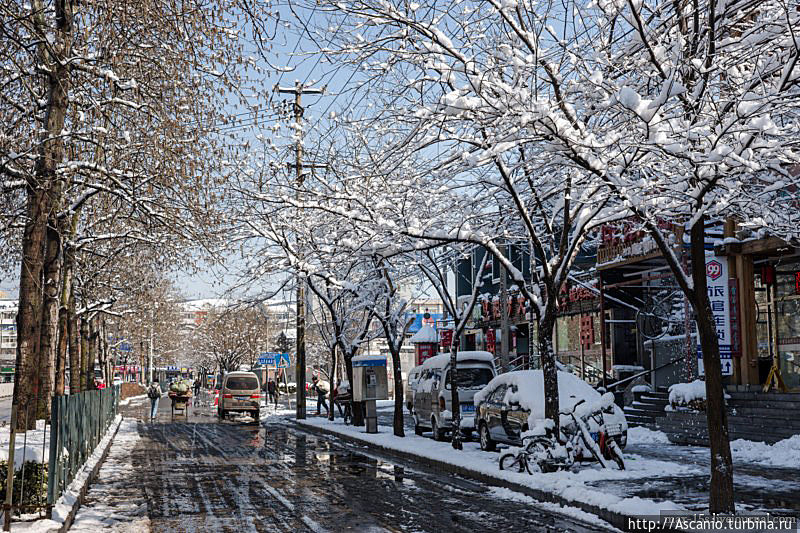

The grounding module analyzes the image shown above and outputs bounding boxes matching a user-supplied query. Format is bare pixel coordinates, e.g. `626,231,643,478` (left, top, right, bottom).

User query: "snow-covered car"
405,365,423,414
413,351,496,441
474,370,628,452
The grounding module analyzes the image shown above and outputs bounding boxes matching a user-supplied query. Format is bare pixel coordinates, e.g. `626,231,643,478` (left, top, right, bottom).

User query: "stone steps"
625,390,670,427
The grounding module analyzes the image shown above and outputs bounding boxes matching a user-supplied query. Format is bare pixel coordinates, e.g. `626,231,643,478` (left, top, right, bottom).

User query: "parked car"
405,366,423,414
474,370,628,452
218,371,261,423
413,351,496,441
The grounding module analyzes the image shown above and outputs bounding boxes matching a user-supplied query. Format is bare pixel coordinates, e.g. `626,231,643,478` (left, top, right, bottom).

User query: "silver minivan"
405,365,423,414
413,351,496,440
218,371,261,423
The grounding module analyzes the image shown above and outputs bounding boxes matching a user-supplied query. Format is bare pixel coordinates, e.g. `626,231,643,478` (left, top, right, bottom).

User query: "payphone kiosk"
352,355,388,433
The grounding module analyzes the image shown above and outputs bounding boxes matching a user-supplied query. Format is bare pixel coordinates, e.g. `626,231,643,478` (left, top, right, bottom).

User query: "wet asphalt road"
121,393,614,532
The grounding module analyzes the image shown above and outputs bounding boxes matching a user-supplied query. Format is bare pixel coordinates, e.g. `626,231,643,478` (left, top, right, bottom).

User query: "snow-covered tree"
0,0,273,428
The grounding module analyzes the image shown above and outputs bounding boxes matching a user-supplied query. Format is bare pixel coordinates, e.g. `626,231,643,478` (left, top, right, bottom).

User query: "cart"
169,390,191,418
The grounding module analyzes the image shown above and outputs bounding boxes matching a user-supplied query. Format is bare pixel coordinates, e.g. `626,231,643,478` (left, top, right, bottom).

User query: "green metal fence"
46,385,120,512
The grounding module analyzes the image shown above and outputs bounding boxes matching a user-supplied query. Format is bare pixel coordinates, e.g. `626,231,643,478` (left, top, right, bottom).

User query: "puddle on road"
128,400,613,533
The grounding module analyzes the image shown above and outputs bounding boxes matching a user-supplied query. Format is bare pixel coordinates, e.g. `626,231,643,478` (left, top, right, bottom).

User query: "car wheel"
479,422,496,452
432,417,445,441
253,410,260,424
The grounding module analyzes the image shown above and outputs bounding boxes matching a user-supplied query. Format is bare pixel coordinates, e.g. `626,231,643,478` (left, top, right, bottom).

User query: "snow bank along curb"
293,419,682,532
118,394,147,407
0,383,14,398
12,415,123,533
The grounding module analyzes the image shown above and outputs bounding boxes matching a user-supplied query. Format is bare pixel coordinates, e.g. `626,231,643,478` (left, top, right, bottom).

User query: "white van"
405,365,424,414
413,351,496,440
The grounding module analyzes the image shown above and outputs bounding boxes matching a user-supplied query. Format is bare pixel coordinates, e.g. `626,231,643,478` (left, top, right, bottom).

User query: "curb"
291,420,680,533
56,416,123,533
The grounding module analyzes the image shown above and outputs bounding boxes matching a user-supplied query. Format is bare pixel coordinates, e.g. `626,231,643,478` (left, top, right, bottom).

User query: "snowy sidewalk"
295,417,800,529
68,419,149,532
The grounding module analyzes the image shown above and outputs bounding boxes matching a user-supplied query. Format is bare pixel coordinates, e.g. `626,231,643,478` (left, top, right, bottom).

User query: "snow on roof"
420,351,495,370
181,298,230,311
351,354,387,362
409,324,438,343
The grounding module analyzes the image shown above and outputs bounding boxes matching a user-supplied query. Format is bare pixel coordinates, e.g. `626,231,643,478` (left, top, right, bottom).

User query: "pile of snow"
0,420,50,468
730,435,800,469
612,365,644,373
668,380,706,406
627,426,670,445
119,394,147,407
630,384,652,393
668,380,731,409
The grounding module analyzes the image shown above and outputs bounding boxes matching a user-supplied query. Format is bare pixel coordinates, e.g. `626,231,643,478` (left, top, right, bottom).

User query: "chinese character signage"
440,329,453,348
698,253,733,376
486,328,496,354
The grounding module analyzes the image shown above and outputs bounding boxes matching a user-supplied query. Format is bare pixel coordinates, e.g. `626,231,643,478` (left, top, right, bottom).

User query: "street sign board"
258,352,290,367
697,253,733,376
276,353,290,368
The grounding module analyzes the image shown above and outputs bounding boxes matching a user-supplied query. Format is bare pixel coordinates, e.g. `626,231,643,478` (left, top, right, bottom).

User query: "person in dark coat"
312,376,329,416
267,378,278,407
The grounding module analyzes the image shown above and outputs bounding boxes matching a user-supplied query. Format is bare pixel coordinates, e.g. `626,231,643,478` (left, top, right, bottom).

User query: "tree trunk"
12,0,73,431
449,339,462,449
13,185,49,430
80,318,89,391
328,347,336,421
36,214,62,418
537,311,561,434
68,292,80,394
390,347,404,437
689,217,735,513
55,305,67,396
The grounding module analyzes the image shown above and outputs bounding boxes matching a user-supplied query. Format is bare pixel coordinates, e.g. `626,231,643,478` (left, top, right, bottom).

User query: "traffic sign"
258,352,290,367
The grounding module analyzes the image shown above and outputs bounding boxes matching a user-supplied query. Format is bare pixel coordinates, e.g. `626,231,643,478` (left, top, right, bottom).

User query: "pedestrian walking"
267,378,278,408
147,379,162,421
193,379,202,405
312,376,329,416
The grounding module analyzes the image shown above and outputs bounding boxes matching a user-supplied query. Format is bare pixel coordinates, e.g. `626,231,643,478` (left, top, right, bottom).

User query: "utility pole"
275,81,324,420
500,263,510,373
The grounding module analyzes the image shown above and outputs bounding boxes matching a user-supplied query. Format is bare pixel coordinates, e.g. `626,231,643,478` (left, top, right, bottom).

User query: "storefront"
751,258,800,389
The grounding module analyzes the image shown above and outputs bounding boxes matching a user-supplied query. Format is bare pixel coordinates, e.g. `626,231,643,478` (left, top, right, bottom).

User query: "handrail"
603,355,686,391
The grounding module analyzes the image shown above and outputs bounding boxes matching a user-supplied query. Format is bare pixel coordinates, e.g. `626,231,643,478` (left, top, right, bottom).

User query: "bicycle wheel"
499,452,528,473
606,439,626,470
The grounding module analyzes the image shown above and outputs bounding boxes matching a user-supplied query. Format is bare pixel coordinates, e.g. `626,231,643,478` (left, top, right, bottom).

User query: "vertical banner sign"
728,278,742,358
486,328,496,354
440,329,453,348
698,254,733,376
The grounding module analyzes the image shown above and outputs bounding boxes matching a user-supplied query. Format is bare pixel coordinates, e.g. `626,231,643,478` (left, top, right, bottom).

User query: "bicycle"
499,396,625,474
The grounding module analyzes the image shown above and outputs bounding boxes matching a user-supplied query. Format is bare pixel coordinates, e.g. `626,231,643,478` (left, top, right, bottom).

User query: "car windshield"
445,368,494,389
225,376,258,390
